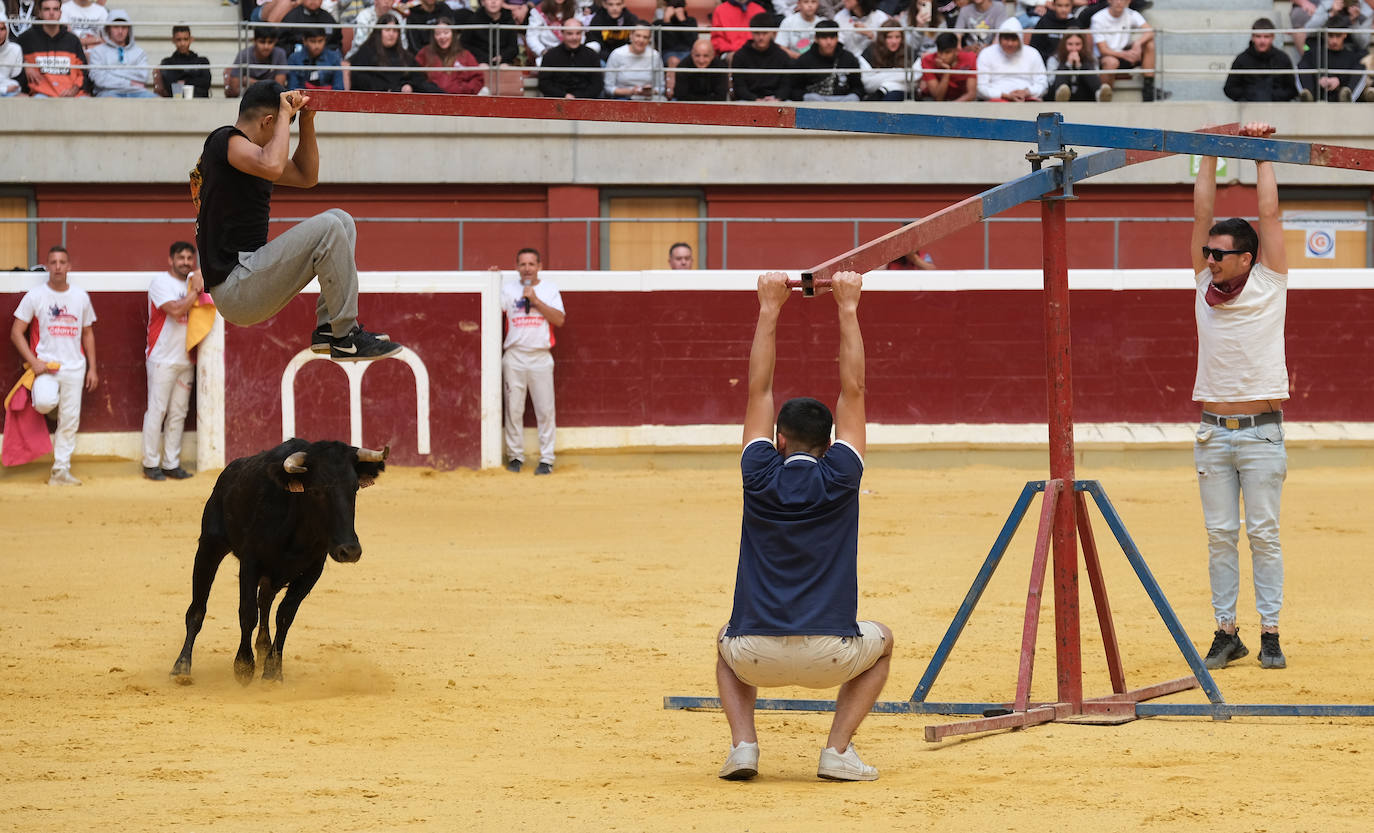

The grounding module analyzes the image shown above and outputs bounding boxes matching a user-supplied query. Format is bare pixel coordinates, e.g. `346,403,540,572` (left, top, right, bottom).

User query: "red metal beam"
803,196,984,282
1087,675,1198,704
1076,491,1126,695
1014,480,1062,712
305,90,801,130
1041,198,1081,708
1309,142,1374,171
923,704,1073,742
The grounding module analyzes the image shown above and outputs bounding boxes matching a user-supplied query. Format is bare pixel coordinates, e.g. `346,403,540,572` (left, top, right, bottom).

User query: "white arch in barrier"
280,348,432,454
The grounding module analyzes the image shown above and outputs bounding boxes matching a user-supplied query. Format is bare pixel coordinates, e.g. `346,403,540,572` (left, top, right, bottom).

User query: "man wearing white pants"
10,246,98,486
498,247,566,475
141,241,202,481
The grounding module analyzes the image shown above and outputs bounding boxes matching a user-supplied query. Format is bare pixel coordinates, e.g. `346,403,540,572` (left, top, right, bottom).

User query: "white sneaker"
48,468,82,486
718,741,759,780
818,744,878,781
1096,84,1112,102
1054,83,1071,102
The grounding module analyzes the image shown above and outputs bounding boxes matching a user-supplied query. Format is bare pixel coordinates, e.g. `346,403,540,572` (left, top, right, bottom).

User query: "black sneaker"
1203,629,1248,669
506,459,522,473
142,466,166,481
534,462,553,475
312,322,390,354
162,466,194,480
330,325,403,362
1259,632,1287,669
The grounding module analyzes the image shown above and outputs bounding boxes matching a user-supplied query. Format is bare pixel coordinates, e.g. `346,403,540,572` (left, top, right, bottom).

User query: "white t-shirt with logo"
146,271,193,367
1193,262,1289,403
60,0,108,42
14,281,97,370
1090,7,1147,53
501,277,564,352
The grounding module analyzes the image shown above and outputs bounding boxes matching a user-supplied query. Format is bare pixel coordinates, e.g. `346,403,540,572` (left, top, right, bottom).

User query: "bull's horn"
357,445,390,462
283,451,308,473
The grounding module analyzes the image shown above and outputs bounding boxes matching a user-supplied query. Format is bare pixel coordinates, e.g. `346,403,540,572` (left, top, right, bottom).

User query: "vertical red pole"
1042,197,1081,708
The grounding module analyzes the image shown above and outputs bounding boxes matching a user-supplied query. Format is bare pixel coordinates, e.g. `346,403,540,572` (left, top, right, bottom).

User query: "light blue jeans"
98,88,159,98
1194,417,1286,628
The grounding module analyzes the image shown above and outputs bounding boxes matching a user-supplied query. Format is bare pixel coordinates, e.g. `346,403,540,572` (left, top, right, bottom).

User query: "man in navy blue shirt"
715,269,893,782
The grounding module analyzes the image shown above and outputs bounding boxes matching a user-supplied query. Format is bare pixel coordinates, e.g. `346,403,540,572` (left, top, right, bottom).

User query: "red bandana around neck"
1205,272,1250,307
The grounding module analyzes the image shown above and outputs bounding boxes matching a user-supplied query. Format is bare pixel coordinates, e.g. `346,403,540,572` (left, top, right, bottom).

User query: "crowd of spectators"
1226,11,1374,103
3,0,1373,102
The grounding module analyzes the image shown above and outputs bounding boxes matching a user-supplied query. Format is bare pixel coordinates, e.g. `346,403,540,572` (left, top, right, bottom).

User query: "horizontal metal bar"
1136,703,1374,718
306,90,799,130
306,92,1374,172
924,704,1068,742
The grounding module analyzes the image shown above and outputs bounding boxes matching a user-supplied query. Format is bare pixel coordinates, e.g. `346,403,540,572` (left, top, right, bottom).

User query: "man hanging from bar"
714,269,894,782
1189,121,1290,671
192,81,404,362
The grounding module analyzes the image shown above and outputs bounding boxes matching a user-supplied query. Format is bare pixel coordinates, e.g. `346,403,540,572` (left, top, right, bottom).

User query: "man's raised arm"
831,270,865,458
742,272,790,447
1190,155,1217,275
1242,122,1286,274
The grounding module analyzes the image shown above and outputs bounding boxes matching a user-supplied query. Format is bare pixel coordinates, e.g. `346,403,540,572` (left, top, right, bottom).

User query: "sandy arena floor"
2,447,1372,832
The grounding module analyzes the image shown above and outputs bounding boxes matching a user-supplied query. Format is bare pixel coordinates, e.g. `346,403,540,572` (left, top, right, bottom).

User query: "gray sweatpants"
208,208,359,337
503,348,556,465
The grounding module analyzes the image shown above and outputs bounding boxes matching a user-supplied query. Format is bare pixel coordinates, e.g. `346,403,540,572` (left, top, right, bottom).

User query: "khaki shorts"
719,621,887,689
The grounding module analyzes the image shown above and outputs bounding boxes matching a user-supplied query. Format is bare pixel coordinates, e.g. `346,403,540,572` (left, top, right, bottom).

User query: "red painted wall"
6,285,1374,470
223,293,483,469
32,182,1270,273
551,289,1374,427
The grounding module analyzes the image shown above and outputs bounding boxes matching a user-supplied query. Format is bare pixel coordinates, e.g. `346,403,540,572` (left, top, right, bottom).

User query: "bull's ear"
266,462,306,493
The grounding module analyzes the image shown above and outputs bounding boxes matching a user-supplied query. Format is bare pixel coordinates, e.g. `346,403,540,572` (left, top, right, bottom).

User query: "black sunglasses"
1201,246,1246,261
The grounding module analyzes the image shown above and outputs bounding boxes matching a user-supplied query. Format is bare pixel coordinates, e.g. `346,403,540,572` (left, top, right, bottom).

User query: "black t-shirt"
280,6,342,52
193,126,273,287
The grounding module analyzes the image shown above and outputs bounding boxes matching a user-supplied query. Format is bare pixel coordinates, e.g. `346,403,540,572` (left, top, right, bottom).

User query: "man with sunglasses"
1188,121,1289,672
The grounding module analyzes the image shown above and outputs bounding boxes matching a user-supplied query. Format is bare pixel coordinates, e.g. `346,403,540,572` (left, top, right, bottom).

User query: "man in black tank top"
192,80,402,361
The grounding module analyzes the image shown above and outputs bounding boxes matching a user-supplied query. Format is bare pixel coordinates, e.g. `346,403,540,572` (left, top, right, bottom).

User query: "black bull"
171,439,388,684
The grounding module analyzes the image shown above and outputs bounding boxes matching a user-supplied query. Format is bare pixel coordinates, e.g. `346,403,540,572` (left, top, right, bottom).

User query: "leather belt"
1201,411,1283,430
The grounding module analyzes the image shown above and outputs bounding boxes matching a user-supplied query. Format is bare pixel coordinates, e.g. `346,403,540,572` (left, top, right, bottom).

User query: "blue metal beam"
1137,703,1374,718
665,697,1374,719
790,108,1323,166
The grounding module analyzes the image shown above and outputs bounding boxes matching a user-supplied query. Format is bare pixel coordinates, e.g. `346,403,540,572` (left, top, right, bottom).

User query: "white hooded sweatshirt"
87,10,152,94
975,17,1047,100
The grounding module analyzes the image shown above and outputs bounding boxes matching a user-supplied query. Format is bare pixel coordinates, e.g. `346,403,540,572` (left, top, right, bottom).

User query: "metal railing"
5,213,1373,271
6,18,1371,100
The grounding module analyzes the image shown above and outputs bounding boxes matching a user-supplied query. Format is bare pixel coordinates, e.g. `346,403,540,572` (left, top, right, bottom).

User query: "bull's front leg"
171,534,231,681
262,559,324,683
254,576,274,662
234,563,260,685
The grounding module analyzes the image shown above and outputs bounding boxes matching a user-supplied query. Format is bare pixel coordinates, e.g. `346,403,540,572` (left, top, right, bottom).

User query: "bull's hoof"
233,656,255,686
262,654,283,682
170,657,193,683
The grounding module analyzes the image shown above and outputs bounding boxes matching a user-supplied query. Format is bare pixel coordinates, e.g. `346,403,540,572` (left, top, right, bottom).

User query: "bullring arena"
7,1,1374,828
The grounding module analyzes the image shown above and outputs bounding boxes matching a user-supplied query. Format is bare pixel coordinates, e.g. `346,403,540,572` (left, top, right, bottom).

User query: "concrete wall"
4,100,1373,187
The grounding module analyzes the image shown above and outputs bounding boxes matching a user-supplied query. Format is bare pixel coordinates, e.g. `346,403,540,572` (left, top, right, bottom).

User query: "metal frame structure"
304,92,1374,733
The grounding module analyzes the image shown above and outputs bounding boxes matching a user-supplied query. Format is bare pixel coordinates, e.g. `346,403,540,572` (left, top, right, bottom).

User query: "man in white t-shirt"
10,246,98,486
1089,0,1154,100
141,241,204,482
1188,122,1289,672
59,0,106,48
496,247,566,475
